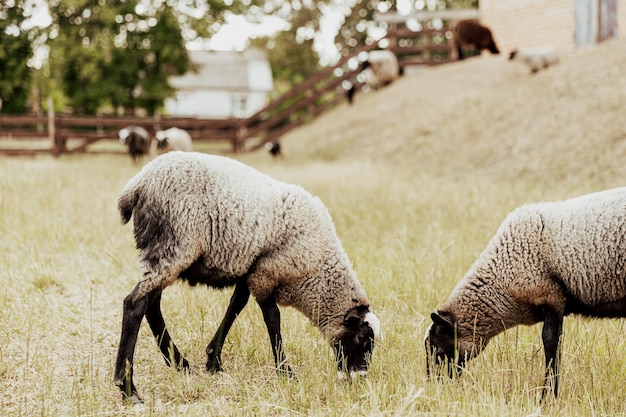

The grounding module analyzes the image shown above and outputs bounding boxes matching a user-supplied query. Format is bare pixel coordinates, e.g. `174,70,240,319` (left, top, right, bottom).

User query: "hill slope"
279,37,626,183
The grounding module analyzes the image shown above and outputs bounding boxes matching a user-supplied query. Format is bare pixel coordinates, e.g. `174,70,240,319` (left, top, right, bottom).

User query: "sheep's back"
537,188,626,305
124,152,326,279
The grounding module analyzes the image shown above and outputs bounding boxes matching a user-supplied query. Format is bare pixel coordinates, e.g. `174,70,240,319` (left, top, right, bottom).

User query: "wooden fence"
0,23,455,157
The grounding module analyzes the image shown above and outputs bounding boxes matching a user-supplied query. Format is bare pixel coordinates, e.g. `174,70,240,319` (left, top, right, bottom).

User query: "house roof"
169,48,274,92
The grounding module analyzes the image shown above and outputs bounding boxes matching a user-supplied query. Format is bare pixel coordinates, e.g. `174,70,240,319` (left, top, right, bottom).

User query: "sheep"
509,46,559,74
452,19,500,60
265,140,281,158
424,187,626,399
358,50,400,90
114,151,381,403
118,126,151,163
150,126,193,157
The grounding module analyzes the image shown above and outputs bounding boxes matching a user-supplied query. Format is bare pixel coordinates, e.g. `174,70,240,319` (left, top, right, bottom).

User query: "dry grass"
1,37,626,416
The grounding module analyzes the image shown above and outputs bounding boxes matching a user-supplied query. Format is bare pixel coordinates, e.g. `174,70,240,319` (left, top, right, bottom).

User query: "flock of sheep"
347,19,559,104
118,125,194,162
112,20,622,406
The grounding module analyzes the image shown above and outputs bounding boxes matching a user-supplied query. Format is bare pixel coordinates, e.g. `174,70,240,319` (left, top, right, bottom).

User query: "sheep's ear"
431,311,454,329
343,306,366,329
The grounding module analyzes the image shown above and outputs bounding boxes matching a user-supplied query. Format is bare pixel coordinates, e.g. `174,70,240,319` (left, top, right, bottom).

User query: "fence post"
234,121,247,153
47,97,61,156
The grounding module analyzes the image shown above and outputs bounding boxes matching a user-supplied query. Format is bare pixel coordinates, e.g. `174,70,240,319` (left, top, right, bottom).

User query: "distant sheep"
118,126,150,163
452,19,500,60
150,127,193,157
114,152,381,403
359,50,400,90
509,46,559,74
425,187,626,399
265,141,281,158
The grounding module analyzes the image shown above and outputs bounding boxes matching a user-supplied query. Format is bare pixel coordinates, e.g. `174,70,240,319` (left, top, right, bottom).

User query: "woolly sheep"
452,19,500,60
265,140,281,158
150,126,193,157
425,187,626,399
358,50,400,90
118,126,151,163
114,151,381,403
509,46,559,74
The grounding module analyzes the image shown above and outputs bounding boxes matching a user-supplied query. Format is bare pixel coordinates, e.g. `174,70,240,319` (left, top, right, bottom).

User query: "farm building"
164,48,273,119
480,0,626,54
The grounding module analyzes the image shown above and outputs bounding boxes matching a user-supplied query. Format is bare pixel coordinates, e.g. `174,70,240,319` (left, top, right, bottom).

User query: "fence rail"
0,21,455,157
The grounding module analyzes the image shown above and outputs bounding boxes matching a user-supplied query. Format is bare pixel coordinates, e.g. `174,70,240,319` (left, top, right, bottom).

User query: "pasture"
2,37,626,416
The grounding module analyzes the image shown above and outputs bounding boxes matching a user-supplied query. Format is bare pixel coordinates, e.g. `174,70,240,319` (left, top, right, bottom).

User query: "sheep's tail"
118,181,141,224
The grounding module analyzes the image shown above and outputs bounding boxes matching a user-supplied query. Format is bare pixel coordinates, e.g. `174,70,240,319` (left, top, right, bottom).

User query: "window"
231,95,247,118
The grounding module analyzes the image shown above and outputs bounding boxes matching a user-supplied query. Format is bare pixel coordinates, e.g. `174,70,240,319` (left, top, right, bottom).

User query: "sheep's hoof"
126,393,144,405
278,365,295,379
206,359,223,373
178,358,191,371
120,389,143,405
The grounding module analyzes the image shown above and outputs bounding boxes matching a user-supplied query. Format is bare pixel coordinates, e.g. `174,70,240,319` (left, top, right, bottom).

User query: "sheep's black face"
425,311,465,379
334,307,381,380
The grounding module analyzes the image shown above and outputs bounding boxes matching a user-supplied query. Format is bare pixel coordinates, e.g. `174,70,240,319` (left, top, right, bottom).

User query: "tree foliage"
335,0,478,57
251,1,325,92
45,0,262,115
0,2,36,114
47,1,189,115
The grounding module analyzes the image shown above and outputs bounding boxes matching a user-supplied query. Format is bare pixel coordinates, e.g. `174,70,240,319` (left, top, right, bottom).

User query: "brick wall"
620,0,626,36
480,0,575,55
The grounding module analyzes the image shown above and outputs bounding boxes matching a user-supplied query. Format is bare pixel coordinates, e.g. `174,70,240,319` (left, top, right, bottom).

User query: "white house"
164,48,274,119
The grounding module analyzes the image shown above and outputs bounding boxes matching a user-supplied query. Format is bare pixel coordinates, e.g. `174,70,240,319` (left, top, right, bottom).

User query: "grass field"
2,38,626,416
2,154,625,416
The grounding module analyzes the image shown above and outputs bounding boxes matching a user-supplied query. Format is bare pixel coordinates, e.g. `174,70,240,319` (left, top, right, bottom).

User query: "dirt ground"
282,37,626,182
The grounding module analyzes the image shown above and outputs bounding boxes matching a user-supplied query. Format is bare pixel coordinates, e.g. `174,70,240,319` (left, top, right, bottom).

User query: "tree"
335,0,478,57
251,1,331,92
46,1,184,114
0,2,36,114
46,0,258,115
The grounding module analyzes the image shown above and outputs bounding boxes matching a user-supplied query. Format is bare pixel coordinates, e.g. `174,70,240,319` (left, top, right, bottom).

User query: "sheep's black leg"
146,292,189,370
257,297,293,376
541,306,564,400
457,45,464,60
114,285,158,404
205,281,250,372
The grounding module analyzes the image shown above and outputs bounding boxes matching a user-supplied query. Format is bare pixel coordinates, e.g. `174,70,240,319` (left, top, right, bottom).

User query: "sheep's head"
118,128,130,145
155,131,169,149
333,306,381,380
425,310,483,378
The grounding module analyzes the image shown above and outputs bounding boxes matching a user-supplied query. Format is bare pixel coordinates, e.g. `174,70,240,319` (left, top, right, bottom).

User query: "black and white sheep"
452,19,500,60
358,50,400,90
118,126,151,163
265,140,282,158
150,127,193,157
509,46,559,74
114,151,381,403
425,187,626,398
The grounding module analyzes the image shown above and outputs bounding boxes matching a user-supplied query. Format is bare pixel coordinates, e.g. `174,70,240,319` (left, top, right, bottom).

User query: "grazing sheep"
358,50,399,90
114,151,381,403
118,126,151,163
425,187,626,399
509,46,559,74
345,82,357,104
452,19,500,60
265,140,281,158
150,127,193,157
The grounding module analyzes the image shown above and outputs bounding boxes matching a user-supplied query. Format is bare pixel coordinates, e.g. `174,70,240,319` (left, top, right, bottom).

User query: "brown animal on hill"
452,19,500,60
